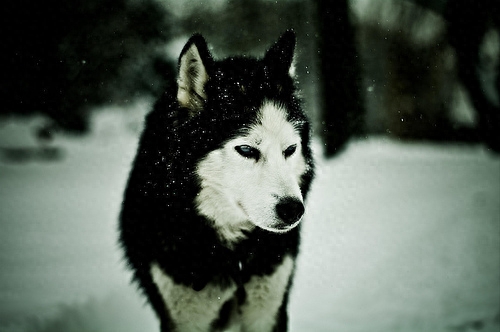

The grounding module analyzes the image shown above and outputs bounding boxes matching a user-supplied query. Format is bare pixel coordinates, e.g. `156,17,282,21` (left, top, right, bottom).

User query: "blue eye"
284,144,297,158
235,145,260,160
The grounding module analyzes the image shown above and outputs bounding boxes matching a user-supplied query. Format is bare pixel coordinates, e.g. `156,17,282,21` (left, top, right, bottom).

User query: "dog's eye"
284,144,297,158
235,145,260,160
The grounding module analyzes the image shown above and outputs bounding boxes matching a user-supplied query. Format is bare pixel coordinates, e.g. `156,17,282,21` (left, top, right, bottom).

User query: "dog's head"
176,31,314,243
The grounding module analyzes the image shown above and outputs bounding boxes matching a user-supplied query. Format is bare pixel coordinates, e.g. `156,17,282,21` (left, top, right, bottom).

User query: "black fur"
120,30,314,331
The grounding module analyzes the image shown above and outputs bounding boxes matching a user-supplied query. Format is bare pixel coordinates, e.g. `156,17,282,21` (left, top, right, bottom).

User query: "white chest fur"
150,255,295,332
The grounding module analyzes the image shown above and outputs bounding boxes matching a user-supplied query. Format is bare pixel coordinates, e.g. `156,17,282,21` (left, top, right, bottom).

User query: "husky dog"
120,30,314,332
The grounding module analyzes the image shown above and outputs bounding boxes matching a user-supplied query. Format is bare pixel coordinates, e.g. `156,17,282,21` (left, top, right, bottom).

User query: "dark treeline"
1,0,498,153
1,0,175,134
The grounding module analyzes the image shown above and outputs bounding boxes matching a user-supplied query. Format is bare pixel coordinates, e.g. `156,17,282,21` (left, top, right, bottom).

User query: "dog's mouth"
237,201,303,234
237,201,249,218
257,222,300,234
265,218,302,233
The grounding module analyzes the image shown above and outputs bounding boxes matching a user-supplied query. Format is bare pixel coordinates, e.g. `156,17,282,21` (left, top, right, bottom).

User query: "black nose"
276,197,304,225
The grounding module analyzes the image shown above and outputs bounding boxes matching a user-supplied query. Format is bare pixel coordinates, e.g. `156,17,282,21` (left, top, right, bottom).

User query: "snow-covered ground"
0,109,499,332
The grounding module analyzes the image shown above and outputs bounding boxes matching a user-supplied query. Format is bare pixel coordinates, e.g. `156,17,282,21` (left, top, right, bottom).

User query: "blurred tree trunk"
444,0,500,152
411,0,499,152
315,0,364,157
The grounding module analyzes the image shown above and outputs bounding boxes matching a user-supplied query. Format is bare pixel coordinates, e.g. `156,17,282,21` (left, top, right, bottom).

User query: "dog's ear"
177,34,213,114
264,30,296,77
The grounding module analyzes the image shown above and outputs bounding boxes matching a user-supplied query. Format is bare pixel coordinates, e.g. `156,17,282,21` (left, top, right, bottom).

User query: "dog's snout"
276,197,304,225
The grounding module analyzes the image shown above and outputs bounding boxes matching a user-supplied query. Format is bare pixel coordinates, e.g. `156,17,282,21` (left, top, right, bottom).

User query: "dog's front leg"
239,255,295,332
150,262,237,332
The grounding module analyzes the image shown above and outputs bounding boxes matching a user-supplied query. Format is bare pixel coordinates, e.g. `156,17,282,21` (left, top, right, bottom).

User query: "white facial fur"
195,101,307,244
